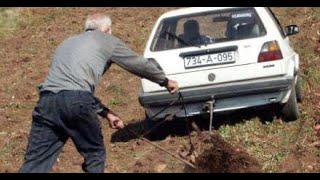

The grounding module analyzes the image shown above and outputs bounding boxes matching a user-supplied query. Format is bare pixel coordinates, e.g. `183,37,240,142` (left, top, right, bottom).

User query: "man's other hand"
166,79,179,94
106,112,124,129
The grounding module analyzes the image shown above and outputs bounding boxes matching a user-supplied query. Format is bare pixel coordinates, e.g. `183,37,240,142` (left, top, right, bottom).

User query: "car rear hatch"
142,7,286,92
150,38,264,75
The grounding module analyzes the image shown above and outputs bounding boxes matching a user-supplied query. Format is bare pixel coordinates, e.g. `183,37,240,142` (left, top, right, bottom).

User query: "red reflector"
258,50,283,62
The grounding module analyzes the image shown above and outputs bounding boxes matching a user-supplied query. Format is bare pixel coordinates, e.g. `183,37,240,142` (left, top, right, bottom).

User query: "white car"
139,7,301,125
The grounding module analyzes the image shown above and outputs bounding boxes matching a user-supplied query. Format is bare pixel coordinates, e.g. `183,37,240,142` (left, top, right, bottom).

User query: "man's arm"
110,38,169,87
93,96,124,129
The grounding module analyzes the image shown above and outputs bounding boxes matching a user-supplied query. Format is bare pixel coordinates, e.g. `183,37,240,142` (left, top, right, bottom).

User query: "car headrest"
226,11,257,39
229,11,255,25
183,19,200,38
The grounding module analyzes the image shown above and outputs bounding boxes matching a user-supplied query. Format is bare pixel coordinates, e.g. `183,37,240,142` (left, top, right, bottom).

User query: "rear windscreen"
151,8,267,52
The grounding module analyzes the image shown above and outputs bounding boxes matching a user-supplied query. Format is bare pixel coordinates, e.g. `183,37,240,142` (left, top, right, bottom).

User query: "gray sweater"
39,30,167,93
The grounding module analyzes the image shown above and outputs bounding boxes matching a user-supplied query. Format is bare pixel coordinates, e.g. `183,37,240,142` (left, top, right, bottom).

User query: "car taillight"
258,41,283,63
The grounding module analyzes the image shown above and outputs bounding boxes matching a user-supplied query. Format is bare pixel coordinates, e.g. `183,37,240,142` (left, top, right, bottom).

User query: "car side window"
265,8,286,38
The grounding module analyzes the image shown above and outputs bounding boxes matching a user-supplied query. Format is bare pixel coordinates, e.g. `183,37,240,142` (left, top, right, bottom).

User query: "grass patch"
217,116,302,172
311,8,320,21
306,66,320,87
0,138,21,160
0,8,20,38
108,98,127,108
106,85,125,96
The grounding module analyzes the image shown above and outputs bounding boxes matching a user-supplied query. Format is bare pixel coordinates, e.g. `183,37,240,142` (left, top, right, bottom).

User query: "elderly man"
19,14,179,173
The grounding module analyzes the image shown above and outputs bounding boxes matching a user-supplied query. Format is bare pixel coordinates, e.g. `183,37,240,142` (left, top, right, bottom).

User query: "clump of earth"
185,132,262,173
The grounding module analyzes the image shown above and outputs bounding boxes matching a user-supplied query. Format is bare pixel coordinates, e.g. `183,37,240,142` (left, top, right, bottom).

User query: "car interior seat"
178,19,201,47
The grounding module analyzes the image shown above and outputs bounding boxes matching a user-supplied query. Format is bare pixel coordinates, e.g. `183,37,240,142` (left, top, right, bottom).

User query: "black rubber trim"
179,46,238,58
139,76,293,107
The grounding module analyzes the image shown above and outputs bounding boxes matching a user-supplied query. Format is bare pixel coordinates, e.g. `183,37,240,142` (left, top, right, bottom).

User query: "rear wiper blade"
162,31,201,48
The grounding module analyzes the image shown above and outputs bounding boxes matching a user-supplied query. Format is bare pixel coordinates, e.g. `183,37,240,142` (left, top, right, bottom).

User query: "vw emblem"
208,73,216,82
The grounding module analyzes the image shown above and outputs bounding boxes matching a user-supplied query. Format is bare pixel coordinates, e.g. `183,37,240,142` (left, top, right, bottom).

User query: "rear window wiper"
162,31,201,48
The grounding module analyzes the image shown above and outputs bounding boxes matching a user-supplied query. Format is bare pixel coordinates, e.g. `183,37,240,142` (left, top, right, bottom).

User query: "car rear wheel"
281,86,300,122
295,76,303,103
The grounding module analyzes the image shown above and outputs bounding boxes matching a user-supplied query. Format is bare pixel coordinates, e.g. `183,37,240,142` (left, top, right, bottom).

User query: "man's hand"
106,111,124,129
166,79,179,94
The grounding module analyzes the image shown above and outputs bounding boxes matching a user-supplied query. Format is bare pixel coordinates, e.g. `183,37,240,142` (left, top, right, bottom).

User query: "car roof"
159,7,258,19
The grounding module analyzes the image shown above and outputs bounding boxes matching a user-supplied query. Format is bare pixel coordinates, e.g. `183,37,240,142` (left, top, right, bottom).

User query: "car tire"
295,76,303,103
281,86,300,122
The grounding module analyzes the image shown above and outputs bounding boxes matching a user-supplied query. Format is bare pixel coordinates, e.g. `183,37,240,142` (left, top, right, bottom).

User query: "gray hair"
84,14,112,31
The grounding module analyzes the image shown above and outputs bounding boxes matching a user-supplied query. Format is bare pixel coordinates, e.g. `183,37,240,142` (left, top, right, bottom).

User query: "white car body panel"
139,7,300,118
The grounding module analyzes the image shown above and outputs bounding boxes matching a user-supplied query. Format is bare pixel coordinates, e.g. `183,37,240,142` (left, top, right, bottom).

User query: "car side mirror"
285,25,299,36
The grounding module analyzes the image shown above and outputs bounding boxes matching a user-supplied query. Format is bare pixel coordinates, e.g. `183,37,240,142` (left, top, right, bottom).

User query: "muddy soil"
183,132,262,173
1,7,320,173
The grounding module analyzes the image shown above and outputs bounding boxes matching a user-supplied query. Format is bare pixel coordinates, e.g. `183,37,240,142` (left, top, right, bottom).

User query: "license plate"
184,51,236,69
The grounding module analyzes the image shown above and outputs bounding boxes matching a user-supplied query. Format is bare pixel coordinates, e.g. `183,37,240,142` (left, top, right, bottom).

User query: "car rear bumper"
139,75,294,119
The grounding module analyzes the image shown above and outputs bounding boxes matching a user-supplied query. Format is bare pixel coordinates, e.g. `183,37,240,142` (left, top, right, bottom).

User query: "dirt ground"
0,7,319,173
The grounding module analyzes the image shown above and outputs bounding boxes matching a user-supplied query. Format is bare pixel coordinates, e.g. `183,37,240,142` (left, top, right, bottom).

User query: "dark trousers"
19,90,106,173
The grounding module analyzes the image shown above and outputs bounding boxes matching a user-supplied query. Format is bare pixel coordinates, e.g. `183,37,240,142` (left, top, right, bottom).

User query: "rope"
124,122,196,168
125,90,197,168
178,91,196,155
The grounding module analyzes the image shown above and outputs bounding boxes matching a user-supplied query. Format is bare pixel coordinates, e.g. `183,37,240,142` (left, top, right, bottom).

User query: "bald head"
85,13,112,34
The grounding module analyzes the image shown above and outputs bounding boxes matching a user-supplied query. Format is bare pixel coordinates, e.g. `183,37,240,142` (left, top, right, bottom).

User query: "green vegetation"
0,8,20,38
